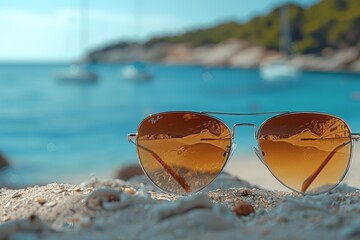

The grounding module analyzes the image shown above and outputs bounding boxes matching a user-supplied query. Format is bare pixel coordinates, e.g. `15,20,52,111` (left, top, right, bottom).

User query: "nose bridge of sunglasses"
232,123,257,139
229,123,259,159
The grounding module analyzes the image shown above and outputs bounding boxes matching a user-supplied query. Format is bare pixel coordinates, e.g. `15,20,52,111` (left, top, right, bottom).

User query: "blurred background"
0,0,359,189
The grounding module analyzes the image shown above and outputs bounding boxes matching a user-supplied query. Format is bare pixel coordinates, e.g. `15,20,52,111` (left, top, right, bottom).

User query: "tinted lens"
136,112,232,194
258,113,351,194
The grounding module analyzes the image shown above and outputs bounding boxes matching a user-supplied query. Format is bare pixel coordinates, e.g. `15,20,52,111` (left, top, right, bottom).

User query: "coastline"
87,39,360,73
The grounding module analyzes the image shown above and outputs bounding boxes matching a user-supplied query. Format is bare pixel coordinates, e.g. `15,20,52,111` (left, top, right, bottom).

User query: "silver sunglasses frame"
128,111,360,195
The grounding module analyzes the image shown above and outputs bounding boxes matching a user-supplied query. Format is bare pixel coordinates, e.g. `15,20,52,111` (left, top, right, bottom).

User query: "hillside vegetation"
146,0,360,54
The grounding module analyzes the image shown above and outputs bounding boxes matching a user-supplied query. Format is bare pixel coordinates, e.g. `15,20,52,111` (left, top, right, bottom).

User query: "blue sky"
0,0,319,61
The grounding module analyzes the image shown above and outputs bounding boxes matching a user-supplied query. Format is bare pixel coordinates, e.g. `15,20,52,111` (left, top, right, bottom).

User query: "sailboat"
56,64,98,82
122,61,153,81
260,5,301,81
56,0,98,83
121,0,153,82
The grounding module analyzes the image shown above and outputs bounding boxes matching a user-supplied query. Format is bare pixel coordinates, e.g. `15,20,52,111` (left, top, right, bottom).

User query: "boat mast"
280,5,291,57
80,0,89,61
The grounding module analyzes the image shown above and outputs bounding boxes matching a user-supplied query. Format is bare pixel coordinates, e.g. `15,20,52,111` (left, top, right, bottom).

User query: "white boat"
56,64,98,83
260,5,301,81
121,2,153,82
260,59,300,81
56,0,99,83
122,62,153,81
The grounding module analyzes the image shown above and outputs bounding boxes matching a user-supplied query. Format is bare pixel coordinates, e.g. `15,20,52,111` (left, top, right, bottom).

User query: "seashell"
156,194,173,201
11,191,22,199
233,200,255,216
73,187,82,192
124,187,137,195
53,189,64,194
44,201,57,207
84,188,122,211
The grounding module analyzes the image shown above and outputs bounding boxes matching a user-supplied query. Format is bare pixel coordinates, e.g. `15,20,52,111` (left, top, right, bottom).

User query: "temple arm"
301,133,360,192
128,133,191,192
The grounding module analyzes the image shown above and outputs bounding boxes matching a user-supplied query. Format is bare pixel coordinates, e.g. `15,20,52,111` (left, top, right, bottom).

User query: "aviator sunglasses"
128,111,360,195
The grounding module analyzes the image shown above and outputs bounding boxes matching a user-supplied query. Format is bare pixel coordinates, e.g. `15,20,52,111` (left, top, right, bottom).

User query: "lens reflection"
137,112,232,194
258,113,351,194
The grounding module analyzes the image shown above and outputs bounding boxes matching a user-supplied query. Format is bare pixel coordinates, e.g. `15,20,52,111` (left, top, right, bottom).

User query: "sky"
0,0,319,61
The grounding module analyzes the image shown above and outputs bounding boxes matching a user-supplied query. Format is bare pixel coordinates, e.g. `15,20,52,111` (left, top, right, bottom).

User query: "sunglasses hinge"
128,133,137,142
352,133,360,142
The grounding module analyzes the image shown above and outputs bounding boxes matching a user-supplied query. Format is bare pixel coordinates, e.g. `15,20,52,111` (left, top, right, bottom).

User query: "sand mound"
0,174,359,239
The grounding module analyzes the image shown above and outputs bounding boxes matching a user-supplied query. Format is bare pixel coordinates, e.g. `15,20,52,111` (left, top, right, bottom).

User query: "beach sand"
1,144,360,239
1,170,360,239
225,144,360,191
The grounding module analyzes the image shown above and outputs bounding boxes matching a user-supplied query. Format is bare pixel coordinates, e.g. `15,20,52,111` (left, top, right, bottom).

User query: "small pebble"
240,189,252,197
37,198,47,205
233,200,255,216
261,229,271,236
94,219,106,230
277,216,289,223
70,217,81,223
80,216,92,228
3,214,11,222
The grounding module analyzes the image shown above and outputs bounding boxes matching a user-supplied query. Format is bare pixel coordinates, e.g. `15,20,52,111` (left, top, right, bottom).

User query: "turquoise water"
0,62,359,184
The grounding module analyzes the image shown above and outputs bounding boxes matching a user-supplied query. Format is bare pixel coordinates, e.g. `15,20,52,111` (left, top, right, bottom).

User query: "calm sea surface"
0,62,359,184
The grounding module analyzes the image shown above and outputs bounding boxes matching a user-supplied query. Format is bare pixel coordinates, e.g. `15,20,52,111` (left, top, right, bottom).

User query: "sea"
0,62,359,186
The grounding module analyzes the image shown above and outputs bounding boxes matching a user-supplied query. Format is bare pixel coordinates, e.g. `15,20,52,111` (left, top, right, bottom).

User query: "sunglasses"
128,111,360,195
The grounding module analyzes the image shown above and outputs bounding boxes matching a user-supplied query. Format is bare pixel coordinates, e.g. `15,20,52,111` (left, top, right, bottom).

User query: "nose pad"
254,147,268,167
227,143,237,159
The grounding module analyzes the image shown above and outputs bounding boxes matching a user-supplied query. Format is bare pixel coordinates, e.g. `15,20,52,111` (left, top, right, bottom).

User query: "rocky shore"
87,39,360,73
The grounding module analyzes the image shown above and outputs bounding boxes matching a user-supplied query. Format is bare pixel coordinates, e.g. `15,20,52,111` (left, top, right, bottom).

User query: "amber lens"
136,112,232,194
258,113,351,194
